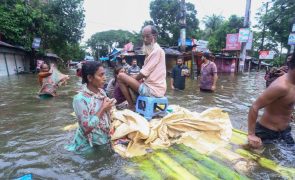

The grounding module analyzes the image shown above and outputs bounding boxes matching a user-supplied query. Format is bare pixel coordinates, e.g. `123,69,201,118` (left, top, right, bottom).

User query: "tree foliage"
257,0,295,50
202,14,224,37
87,30,137,59
0,0,85,61
149,0,199,46
201,15,244,52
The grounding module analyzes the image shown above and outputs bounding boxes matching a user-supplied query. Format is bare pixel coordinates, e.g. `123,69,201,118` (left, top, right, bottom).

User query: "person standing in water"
200,52,218,92
171,56,189,90
247,51,295,148
66,61,116,152
38,63,69,97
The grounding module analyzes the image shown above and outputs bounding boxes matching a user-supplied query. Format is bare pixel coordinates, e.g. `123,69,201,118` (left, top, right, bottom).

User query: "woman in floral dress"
66,61,115,153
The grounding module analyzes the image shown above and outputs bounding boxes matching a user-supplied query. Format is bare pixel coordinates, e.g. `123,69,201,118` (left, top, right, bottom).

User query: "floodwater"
0,68,294,179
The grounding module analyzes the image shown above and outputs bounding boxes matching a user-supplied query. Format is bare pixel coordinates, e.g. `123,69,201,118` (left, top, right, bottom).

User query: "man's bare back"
248,70,295,148
260,74,295,131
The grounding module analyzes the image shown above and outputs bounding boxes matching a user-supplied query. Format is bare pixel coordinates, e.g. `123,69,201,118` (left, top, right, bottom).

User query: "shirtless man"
248,51,295,148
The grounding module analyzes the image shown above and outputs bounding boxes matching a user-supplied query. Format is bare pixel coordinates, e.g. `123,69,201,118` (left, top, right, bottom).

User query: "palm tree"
203,14,224,36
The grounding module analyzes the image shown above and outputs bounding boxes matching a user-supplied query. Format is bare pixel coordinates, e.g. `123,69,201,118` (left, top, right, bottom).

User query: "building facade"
0,41,30,76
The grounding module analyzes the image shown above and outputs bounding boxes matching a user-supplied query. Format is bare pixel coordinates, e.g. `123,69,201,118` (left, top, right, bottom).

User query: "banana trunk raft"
64,106,295,179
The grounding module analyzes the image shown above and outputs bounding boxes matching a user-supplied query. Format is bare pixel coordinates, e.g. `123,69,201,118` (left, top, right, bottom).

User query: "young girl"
106,66,128,110
66,61,115,152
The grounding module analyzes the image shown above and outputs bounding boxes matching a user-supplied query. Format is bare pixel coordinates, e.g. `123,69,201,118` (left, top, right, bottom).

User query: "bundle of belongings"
110,105,232,158
264,66,288,88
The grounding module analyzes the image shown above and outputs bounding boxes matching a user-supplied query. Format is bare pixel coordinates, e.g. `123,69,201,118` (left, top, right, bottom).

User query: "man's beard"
142,42,155,55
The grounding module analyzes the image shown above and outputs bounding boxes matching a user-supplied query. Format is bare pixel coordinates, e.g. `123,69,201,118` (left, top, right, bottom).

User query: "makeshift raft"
64,106,295,179
124,129,295,179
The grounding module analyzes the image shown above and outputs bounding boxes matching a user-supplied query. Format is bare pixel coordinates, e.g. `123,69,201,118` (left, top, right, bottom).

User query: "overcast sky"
82,0,267,43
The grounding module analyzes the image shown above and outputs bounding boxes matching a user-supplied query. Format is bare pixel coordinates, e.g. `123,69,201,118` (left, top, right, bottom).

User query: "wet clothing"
66,85,111,153
171,65,189,90
128,65,141,76
38,72,51,86
255,122,294,145
138,83,153,97
200,61,217,90
38,68,68,97
114,84,126,105
38,72,57,97
106,78,128,109
200,88,213,93
140,43,166,97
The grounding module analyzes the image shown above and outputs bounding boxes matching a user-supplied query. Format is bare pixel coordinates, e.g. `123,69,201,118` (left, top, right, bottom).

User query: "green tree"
60,43,85,61
0,0,85,61
87,30,137,59
257,0,295,50
0,1,48,49
149,0,199,46
202,14,224,37
41,0,85,60
203,15,244,52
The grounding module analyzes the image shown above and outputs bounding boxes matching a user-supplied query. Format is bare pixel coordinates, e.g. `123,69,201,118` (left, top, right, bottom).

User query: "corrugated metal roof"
163,47,181,56
0,41,15,48
46,53,60,59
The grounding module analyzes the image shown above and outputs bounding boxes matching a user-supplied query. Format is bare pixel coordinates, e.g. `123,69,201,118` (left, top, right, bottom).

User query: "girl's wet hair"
81,61,103,84
114,66,124,83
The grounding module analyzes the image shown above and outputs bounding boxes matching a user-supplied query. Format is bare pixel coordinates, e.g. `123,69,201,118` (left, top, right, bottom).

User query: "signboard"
196,40,209,52
178,38,196,46
259,51,275,60
32,37,41,49
245,32,253,50
238,28,250,42
288,33,295,45
292,24,295,32
226,34,241,50
225,33,253,51
196,40,208,48
180,29,186,48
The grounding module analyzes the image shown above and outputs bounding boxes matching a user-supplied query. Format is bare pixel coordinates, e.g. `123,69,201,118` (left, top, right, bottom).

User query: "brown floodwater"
0,68,294,179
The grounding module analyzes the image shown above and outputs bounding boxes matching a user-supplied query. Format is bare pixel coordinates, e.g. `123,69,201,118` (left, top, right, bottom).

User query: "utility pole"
239,0,251,73
258,2,268,71
179,0,186,52
260,2,268,51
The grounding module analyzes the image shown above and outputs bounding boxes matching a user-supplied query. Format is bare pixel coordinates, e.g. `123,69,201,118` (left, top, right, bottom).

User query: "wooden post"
14,54,18,74
248,58,251,73
3,53,9,76
191,52,194,79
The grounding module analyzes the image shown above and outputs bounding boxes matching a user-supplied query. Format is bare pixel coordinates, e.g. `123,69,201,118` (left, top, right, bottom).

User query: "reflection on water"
0,69,294,179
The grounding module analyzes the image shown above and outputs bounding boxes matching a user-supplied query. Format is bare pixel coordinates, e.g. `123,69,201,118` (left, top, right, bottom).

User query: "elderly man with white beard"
117,25,167,110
